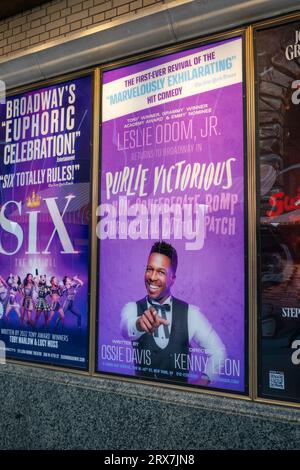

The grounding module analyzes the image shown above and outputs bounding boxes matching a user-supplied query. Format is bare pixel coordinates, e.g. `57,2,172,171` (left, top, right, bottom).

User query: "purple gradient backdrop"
98,38,246,391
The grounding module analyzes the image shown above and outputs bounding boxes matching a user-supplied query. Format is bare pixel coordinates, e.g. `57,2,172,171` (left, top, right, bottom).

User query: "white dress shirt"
120,296,226,382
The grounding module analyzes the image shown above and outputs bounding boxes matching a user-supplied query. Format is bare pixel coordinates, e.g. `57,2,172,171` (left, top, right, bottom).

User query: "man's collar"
146,295,172,306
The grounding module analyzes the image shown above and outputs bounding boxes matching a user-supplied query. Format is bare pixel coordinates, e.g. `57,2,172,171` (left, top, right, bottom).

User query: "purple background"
0,75,92,369
98,38,246,391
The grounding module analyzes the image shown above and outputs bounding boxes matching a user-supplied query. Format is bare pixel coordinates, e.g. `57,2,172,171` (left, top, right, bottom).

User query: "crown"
26,191,41,208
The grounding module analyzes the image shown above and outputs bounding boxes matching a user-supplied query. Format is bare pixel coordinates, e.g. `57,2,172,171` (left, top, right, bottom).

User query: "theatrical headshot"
120,240,226,385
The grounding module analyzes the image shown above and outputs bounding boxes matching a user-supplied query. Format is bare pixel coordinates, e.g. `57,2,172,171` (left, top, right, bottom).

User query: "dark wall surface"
0,363,299,450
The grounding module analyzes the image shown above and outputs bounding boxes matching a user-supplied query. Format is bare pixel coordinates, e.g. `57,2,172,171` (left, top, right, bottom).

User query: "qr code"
269,371,285,390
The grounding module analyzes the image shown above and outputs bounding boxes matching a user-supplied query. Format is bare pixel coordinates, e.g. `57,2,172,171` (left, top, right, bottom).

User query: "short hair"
150,241,178,273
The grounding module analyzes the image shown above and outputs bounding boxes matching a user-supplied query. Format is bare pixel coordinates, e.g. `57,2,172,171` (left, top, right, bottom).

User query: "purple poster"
97,37,246,392
0,75,92,369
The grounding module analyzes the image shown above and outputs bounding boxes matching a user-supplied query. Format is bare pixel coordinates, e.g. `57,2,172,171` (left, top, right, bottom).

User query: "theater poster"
0,75,92,369
256,20,300,402
97,36,247,393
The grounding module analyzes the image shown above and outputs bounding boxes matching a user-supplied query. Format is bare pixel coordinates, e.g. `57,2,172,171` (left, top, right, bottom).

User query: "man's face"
145,252,176,303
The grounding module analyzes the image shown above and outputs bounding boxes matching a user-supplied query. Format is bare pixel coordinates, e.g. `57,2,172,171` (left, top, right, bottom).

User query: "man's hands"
136,306,170,334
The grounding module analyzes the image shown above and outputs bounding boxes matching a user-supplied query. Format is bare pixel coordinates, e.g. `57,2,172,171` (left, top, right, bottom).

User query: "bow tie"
148,300,171,312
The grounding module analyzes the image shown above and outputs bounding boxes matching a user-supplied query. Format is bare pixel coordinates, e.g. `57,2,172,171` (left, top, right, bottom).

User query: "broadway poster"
256,20,300,401
0,75,92,369
97,37,246,392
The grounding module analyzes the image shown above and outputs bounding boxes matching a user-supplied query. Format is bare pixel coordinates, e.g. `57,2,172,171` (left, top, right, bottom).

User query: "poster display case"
96,33,249,395
0,73,93,370
255,16,300,404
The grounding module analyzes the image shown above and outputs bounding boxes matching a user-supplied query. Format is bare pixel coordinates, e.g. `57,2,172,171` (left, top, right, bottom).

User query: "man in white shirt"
120,241,226,385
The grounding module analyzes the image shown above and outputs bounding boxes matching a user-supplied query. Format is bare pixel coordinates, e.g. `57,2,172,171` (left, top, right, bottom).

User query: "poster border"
246,25,257,403
1,68,95,374
253,11,300,407
94,27,251,399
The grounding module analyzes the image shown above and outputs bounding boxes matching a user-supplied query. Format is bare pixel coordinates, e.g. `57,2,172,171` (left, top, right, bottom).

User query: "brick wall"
0,0,175,59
